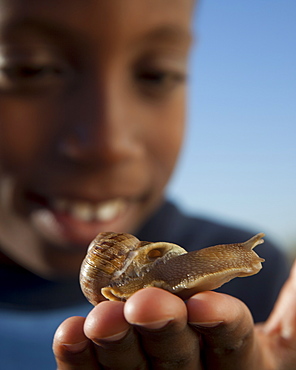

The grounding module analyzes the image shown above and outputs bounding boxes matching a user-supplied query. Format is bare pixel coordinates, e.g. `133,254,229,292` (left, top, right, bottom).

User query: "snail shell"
80,231,265,306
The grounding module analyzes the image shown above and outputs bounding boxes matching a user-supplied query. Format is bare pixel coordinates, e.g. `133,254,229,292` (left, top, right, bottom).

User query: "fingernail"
189,320,223,328
98,328,129,342
281,324,294,340
62,340,89,353
132,318,173,330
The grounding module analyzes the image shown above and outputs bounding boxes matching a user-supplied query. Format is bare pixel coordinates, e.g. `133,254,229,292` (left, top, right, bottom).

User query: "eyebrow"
142,25,193,46
1,18,84,47
1,18,193,53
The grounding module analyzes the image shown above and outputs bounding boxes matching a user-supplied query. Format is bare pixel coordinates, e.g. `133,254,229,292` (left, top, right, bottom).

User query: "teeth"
52,198,126,222
71,202,94,222
95,200,125,221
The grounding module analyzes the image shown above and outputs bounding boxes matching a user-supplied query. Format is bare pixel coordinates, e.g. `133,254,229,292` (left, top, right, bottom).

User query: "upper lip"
24,162,149,206
25,190,126,205
24,185,146,207
23,170,149,208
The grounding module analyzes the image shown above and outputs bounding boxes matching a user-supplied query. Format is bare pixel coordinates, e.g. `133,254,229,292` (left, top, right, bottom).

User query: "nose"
58,76,142,166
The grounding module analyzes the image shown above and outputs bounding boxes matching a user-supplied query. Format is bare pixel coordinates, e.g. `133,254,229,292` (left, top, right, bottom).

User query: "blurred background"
167,0,296,258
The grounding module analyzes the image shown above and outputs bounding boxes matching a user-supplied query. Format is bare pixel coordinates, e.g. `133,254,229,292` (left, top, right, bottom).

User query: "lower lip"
29,203,134,250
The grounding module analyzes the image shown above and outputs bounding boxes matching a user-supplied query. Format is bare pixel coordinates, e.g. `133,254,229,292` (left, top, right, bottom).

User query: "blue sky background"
168,1,296,253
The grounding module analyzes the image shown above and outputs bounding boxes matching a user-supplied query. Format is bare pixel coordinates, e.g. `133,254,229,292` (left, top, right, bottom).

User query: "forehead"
0,0,194,46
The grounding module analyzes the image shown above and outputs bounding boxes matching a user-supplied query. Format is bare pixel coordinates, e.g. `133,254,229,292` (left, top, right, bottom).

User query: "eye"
138,69,184,84
136,68,186,97
1,63,64,80
0,62,69,92
0,47,73,93
136,67,186,99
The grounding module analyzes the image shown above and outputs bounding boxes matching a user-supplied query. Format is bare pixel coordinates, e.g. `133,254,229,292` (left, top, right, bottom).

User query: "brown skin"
0,0,191,278
0,1,296,369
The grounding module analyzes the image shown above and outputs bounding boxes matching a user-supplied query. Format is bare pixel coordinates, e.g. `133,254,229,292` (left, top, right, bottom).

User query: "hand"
256,260,296,369
53,261,296,369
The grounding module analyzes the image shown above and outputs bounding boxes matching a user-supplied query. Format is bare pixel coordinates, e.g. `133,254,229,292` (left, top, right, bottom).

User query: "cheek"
0,98,58,173
146,94,186,179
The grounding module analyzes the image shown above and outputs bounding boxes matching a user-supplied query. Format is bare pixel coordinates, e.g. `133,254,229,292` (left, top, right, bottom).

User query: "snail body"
80,232,265,306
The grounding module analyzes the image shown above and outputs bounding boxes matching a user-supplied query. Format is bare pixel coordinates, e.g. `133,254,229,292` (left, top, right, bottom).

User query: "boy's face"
0,0,193,278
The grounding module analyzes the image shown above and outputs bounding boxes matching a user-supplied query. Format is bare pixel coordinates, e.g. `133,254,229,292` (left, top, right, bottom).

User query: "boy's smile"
0,0,194,277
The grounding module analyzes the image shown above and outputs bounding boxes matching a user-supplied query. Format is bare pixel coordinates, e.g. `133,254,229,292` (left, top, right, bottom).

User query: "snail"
80,232,265,306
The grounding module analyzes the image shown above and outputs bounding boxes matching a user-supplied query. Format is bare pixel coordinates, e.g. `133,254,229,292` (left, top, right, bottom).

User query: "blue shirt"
0,304,91,370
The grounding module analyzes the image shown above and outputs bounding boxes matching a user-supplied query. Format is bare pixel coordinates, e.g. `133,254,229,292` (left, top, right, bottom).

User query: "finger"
124,287,201,370
187,291,258,370
264,260,296,340
84,301,147,369
256,261,296,370
53,316,99,370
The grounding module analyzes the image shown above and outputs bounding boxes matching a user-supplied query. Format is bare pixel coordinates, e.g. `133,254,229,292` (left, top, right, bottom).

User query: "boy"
0,0,295,369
